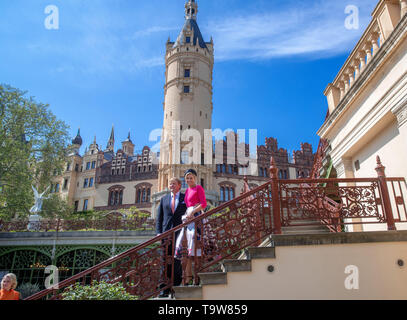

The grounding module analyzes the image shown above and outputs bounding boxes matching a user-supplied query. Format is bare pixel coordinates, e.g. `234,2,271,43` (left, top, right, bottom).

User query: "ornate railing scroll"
279,178,390,229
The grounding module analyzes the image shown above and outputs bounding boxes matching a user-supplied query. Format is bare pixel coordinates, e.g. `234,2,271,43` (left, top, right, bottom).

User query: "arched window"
135,183,153,204
222,164,226,173
230,188,235,200
220,187,225,202
260,168,264,177
108,185,125,206
225,187,229,201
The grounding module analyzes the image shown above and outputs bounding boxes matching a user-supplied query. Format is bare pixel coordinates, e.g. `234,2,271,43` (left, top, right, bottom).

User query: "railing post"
270,157,282,234
375,156,396,231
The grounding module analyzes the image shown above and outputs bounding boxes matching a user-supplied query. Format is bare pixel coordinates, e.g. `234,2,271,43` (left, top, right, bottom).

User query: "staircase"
173,246,276,300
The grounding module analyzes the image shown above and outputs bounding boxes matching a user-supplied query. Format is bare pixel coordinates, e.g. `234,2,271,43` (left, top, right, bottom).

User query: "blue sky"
0,0,377,155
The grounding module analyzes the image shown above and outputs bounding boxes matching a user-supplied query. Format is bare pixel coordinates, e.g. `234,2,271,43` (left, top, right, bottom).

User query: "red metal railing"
26,156,407,300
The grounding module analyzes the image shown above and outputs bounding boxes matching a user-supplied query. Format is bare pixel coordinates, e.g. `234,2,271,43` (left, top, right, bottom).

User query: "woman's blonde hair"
2,273,17,290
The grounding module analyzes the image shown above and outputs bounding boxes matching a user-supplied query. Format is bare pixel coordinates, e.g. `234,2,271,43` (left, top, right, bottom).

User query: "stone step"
173,286,202,299
198,272,227,285
222,259,252,272
245,247,276,260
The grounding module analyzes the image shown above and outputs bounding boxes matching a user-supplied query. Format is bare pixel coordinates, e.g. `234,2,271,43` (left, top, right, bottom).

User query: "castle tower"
158,0,214,191
122,131,135,156
106,125,115,152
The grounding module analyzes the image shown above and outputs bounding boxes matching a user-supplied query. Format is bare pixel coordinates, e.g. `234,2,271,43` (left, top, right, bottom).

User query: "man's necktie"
171,195,175,214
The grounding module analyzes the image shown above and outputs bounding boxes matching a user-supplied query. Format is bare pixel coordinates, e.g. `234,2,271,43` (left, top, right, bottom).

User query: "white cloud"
205,0,375,61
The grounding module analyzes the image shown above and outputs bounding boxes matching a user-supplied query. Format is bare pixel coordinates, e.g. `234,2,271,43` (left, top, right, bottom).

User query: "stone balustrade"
324,0,406,113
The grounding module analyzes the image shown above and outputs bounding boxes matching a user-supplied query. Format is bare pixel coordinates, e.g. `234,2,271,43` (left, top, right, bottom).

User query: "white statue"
29,185,50,214
28,186,50,231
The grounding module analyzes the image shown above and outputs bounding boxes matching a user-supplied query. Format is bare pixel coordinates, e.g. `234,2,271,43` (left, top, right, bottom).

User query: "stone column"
343,75,350,94
339,82,345,100
358,51,366,73
365,44,372,64
371,33,379,57
348,68,355,87
353,61,360,81
393,99,407,148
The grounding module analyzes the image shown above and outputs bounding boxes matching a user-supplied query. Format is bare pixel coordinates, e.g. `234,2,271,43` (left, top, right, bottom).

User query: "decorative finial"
185,0,198,20
375,155,386,177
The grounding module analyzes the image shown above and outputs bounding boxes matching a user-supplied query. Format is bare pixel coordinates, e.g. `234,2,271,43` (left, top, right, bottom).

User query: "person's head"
184,169,197,188
168,177,182,194
1,273,17,291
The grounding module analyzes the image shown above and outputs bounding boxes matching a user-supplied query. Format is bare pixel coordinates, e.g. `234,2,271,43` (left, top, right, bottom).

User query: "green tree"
0,84,70,219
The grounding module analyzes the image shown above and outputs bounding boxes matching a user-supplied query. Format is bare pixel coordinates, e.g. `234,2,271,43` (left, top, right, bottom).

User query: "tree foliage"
61,281,138,300
0,84,70,219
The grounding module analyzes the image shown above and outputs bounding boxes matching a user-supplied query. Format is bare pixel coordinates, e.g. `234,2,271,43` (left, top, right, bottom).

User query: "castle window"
122,168,125,175
86,162,91,170
74,201,79,212
63,179,69,190
66,162,71,171
89,178,94,188
220,187,225,202
83,199,88,211
184,86,190,93
186,37,191,43
83,178,88,188
55,183,60,193
91,161,96,169
184,69,190,78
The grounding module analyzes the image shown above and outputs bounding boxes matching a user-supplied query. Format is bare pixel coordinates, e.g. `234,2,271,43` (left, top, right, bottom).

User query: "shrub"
16,282,41,299
61,281,138,300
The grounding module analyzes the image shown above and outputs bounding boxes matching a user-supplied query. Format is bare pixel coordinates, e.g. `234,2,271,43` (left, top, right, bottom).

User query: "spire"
106,124,115,152
185,0,198,20
72,128,83,146
109,125,114,141
123,130,133,143
173,0,207,49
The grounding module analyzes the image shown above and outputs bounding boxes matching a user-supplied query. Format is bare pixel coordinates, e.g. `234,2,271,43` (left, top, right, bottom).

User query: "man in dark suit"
156,177,186,297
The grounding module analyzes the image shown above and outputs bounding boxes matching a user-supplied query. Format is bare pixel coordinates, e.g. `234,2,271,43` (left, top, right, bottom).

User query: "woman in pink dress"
174,169,207,285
